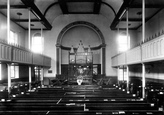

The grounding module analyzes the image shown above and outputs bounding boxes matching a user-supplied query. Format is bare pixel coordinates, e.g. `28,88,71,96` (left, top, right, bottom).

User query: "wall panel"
0,42,11,62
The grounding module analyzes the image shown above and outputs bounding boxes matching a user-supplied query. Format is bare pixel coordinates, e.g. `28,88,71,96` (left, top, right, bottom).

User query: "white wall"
0,13,26,47
61,26,101,64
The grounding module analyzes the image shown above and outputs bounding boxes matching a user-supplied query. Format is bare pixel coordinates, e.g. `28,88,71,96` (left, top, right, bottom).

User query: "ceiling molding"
21,0,52,30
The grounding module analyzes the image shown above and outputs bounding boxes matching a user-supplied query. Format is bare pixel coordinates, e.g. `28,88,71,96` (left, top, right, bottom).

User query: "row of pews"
118,81,164,109
0,81,41,100
0,84,163,115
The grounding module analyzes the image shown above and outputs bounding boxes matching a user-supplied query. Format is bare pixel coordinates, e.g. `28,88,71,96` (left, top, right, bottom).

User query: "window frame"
11,65,19,79
9,30,18,46
118,33,130,53
31,33,43,54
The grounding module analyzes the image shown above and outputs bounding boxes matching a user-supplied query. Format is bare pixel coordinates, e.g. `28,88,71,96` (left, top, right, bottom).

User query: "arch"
56,21,106,76
56,21,105,46
31,32,43,54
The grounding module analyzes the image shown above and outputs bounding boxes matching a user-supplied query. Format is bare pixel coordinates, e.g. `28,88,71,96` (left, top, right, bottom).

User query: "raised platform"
68,76,93,85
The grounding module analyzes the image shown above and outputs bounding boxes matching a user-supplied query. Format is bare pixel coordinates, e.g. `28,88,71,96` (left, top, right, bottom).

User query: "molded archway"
56,21,106,76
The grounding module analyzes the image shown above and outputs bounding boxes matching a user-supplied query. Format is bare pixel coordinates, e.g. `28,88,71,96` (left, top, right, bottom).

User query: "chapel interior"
0,0,164,115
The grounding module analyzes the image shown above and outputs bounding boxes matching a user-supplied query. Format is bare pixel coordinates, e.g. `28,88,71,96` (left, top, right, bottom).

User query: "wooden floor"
0,85,163,115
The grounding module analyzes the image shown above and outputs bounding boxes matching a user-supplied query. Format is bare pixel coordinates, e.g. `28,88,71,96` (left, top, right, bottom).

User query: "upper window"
32,33,43,54
118,33,130,52
9,30,18,46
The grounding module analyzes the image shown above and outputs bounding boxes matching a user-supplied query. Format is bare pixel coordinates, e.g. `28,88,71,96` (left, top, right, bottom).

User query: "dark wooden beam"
27,28,50,31
130,4,164,8
21,0,52,30
94,0,102,14
12,19,39,22
121,18,141,22
0,5,27,9
110,0,134,30
68,12,95,14
121,18,149,22
58,0,68,14
65,0,94,2
112,28,137,31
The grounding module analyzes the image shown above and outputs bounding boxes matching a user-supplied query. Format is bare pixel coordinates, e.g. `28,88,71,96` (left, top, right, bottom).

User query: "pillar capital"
56,44,61,48
101,43,106,48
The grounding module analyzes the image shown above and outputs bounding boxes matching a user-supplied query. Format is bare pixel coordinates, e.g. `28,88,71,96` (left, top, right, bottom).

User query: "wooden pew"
0,85,163,115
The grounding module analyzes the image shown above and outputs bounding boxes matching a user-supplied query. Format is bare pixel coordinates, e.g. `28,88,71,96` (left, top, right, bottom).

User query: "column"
142,0,146,99
7,0,10,44
126,7,130,93
29,66,31,90
101,44,106,75
126,66,129,93
122,66,124,82
126,8,130,50
28,8,32,90
7,64,11,94
7,0,11,95
56,44,61,75
142,63,146,98
28,8,31,50
41,25,44,54
40,67,44,87
117,67,120,86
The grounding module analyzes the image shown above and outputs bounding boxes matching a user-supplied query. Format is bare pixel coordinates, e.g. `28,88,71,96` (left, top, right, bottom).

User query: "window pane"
118,34,130,52
118,69,127,81
11,66,19,79
32,34,43,53
10,31,18,46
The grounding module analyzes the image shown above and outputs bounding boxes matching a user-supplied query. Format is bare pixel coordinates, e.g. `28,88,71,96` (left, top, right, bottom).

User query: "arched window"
118,32,130,53
32,33,43,54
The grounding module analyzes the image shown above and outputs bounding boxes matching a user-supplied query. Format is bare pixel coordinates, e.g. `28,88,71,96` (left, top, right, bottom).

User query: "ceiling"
0,0,163,30
111,0,164,30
